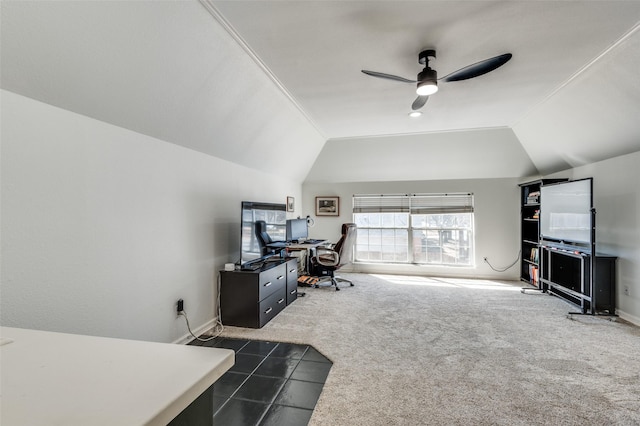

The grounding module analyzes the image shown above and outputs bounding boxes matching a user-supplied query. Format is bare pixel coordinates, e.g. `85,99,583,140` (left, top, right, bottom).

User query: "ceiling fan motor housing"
417,67,437,83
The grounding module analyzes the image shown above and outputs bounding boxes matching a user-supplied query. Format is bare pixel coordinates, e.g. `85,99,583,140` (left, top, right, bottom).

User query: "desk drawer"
259,264,286,301
286,258,298,305
259,289,286,327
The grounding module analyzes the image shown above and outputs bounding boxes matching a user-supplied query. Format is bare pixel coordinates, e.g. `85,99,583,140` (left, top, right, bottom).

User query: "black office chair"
310,223,357,291
254,220,274,256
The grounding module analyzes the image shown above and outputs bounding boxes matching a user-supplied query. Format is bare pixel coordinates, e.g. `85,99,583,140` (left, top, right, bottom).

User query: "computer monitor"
286,218,308,242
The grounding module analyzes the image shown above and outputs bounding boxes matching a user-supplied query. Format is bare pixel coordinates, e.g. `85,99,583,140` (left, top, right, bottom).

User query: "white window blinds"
352,194,410,213
353,193,473,214
410,193,474,214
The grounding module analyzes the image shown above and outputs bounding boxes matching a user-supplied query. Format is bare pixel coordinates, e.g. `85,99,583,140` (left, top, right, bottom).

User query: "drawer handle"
290,289,296,295
278,298,285,304
277,275,284,280
289,268,295,273
264,307,273,314
264,281,272,287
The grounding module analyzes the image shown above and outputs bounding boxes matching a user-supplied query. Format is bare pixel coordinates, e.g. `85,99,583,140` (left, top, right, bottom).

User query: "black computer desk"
277,240,330,275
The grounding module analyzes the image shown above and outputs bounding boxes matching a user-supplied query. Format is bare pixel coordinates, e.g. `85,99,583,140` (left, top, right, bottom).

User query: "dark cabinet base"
540,245,616,314
220,258,298,328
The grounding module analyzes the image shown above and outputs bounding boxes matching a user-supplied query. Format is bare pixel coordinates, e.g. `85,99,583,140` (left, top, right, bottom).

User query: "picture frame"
286,196,295,212
316,196,339,216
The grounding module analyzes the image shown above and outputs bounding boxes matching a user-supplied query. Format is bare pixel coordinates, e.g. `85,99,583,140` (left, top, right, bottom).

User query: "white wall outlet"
623,285,630,296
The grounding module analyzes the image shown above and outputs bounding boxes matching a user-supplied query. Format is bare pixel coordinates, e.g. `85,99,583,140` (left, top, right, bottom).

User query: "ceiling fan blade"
361,70,416,83
412,95,429,110
441,53,512,82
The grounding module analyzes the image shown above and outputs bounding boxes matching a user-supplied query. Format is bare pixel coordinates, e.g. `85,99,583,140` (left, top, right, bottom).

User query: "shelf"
519,179,570,298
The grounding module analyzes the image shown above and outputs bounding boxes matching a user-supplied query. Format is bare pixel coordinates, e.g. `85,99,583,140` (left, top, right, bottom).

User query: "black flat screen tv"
240,201,286,266
540,178,593,246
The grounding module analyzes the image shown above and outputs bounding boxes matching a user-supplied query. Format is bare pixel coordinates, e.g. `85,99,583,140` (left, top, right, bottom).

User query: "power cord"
178,274,225,343
179,310,220,342
483,250,521,272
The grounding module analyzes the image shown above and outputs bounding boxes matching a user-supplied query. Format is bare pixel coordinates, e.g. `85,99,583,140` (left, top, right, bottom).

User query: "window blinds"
352,194,410,213
353,193,473,214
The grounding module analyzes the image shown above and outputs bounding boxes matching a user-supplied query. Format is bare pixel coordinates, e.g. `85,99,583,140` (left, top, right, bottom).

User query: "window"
353,193,474,266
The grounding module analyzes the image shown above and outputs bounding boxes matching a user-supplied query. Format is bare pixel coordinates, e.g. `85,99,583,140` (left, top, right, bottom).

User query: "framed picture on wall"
316,196,339,216
287,196,295,212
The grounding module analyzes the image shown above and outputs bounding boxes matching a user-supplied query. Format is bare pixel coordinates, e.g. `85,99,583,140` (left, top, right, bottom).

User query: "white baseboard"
172,317,217,345
616,309,640,327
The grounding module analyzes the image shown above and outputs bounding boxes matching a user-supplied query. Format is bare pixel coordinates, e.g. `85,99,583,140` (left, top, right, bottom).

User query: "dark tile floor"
189,337,332,426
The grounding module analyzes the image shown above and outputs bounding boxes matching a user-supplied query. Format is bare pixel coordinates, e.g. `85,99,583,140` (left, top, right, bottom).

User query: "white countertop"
0,327,234,425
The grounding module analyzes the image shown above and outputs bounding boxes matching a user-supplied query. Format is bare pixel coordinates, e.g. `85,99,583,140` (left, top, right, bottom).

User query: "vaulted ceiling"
3,1,640,183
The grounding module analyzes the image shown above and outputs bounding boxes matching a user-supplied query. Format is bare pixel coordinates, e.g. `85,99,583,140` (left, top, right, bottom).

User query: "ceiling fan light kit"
361,49,512,112
416,49,438,96
416,72,438,95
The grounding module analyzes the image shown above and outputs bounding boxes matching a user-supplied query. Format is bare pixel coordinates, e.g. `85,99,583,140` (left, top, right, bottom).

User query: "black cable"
484,250,521,272
179,310,223,342
178,273,225,343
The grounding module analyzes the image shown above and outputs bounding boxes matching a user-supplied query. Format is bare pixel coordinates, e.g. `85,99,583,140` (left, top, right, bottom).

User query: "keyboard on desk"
301,239,326,244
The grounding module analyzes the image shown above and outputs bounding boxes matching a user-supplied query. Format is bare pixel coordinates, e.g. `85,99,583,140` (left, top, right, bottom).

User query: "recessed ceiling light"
408,111,422,118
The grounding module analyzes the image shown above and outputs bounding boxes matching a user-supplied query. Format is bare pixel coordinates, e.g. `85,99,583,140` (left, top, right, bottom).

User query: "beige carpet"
216,273,640,425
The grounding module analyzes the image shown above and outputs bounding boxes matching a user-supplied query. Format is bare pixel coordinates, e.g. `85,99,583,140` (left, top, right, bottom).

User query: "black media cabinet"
539,244,616,314
220,258,298,328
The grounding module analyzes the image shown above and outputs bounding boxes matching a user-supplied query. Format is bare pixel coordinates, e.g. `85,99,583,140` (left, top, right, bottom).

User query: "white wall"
302,178,521,280
0,1,326,183
1,91,302,343
513,26,640,176
545,150,640,325
306,128,538,183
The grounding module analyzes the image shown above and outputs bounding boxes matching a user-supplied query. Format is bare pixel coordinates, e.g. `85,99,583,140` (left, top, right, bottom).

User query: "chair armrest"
314,247,339,267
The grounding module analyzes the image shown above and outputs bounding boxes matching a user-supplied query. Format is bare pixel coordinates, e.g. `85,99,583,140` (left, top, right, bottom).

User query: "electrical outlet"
623,286,630,296
177,299,184,314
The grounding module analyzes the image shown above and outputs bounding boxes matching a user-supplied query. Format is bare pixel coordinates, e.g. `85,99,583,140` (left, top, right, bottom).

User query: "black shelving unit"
519,179,567,289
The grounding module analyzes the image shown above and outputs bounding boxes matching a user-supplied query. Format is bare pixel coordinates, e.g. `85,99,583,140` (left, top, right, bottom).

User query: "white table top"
0,327,234,425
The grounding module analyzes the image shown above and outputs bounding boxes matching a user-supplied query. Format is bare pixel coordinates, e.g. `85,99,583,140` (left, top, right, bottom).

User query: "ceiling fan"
361,50,512,111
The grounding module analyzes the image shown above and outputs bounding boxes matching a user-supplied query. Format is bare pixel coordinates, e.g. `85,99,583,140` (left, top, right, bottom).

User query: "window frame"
352,193,474,267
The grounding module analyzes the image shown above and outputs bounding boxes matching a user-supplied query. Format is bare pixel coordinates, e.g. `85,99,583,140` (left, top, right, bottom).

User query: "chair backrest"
333,223,357,268
254,220,273,255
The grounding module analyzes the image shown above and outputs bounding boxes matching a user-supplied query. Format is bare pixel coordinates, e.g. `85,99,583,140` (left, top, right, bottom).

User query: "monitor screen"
240,201,286,265
286,218,308,242
540,179,592,245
